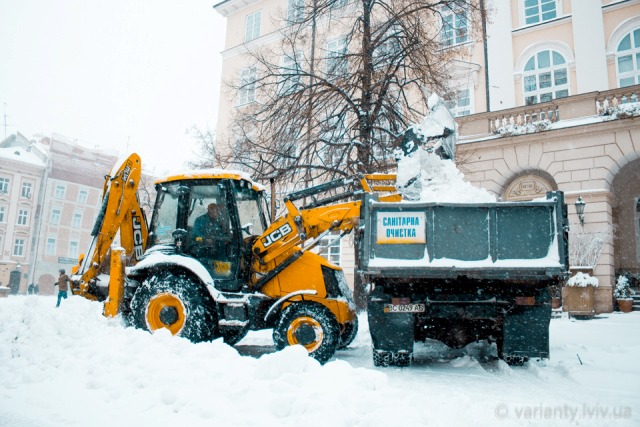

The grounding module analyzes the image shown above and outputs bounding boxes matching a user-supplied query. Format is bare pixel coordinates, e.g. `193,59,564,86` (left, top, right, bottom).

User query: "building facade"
31,136,120,295
213,0,640,312
0,133,47,293
0,134,120,295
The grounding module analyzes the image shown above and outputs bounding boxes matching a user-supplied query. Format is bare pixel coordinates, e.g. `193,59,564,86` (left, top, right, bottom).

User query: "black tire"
373,349,390,367
504,355,529,366
273,301,340,365
337,317,359,349
129,271,218,343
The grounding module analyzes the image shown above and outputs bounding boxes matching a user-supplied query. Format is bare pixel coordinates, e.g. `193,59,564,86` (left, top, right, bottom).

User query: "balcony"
457,84,640,140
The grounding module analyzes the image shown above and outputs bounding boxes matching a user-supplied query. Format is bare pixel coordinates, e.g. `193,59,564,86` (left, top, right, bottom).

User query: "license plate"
384,303,425,313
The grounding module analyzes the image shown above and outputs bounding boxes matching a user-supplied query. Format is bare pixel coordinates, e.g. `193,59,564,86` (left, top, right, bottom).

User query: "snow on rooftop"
0,145,47,167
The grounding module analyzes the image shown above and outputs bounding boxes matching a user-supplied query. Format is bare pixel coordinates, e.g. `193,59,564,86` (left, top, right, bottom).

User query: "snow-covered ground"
1,295,638,427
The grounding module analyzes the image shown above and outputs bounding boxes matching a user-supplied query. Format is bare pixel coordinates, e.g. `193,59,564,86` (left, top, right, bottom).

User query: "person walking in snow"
56,269,71,307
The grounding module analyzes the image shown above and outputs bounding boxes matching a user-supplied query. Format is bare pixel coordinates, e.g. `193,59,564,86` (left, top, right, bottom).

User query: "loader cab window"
234,180,267,237
185,182,240,286
150,184,182,245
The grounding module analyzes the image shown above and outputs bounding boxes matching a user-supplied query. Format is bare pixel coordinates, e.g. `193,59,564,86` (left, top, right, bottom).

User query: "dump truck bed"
360,191,569,281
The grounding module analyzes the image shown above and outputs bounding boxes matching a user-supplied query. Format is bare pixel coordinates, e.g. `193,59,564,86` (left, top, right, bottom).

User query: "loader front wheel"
273,301,339,365
129,271,218,343
338,317,359,349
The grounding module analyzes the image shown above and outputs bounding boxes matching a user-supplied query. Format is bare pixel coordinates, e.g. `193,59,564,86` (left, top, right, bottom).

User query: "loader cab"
148,173,268,291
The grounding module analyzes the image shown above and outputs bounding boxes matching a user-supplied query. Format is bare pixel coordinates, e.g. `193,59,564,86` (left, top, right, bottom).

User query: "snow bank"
1,296,639,427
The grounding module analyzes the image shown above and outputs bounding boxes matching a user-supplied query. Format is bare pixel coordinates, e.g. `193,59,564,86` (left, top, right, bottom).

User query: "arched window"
523,50,569,105
616,28,640,87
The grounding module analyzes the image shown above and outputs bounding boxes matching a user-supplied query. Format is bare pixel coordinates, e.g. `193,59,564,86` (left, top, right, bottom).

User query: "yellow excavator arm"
71,153,148,301
251,174,398,276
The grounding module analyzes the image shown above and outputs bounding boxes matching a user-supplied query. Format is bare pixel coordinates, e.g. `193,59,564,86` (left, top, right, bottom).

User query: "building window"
617,28,640,88
280,53,302,94
72,212,82,228
13,238,25,257
245,11,261,42
441,4,468,47
325,37,348,77
287,0,304,24
523,50,568,105
55,184,66,199
238,67,257,106
78,189,88,204
69,241,79,259
17,209,28,226
524,0,557,25
318,231,341,265
374,26,402,69
46,237,56,256
0,177,9,194
21,182,32,199
445,88,472,117
51,208,61,225
0,206,5,223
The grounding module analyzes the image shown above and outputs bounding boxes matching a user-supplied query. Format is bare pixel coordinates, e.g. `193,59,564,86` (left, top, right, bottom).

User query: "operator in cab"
192,201,229,246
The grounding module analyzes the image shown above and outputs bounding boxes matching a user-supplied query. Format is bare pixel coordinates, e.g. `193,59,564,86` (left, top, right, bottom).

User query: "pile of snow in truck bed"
396,152,496,203
1,295,638,427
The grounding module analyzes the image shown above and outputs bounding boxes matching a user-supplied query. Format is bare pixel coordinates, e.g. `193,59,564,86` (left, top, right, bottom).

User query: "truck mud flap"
367,299,414,353
502,305,551,359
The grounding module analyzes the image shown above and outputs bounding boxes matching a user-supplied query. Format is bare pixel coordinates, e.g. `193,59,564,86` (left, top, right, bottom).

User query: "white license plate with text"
383,303,425,313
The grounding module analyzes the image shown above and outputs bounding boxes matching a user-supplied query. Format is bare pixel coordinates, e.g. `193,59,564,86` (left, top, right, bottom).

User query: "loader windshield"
150,183,182,245
234,180,267,237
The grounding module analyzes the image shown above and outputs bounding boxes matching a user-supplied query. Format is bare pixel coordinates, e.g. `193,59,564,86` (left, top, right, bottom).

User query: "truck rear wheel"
273,301,339,365
373,349,412,367
129,271,218,343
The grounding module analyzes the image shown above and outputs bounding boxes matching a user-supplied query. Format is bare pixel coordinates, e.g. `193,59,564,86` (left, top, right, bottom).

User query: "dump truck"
359,191,570,366
71,153,395,364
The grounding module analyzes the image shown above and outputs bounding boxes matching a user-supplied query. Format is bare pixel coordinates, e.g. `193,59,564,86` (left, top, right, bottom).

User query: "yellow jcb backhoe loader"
72,153,397,364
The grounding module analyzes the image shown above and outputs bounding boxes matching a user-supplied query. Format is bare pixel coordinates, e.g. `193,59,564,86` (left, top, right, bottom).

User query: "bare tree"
210,0,482,308
186,126,218,169
216,0,482,189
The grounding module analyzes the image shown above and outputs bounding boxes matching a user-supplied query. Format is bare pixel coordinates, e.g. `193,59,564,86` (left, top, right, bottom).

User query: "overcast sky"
0,0,226,174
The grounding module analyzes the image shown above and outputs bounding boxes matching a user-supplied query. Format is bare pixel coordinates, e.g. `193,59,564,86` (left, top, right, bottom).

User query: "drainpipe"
480,0,490,112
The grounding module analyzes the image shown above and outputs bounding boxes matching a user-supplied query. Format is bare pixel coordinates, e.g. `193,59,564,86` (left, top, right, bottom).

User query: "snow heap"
566,272,599,287
395,94,496,203
2,295,640,426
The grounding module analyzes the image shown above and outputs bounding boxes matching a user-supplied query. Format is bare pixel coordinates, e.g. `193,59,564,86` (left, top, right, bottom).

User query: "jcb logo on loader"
132,215,144,261
261,223,293,248
122,163,132,182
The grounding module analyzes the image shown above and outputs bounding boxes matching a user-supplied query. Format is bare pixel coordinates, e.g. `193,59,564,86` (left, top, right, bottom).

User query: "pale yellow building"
213,0,640,312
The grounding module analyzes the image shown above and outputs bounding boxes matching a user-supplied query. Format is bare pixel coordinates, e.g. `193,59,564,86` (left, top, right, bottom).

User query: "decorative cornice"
213,0,262,17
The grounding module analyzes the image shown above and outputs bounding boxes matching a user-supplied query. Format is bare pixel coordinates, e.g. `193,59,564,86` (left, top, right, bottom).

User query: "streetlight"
574,196,586,226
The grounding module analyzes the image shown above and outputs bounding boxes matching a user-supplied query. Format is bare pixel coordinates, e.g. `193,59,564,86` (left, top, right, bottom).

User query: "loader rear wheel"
273,301,339,365
129,271,218,343
338,317,359,349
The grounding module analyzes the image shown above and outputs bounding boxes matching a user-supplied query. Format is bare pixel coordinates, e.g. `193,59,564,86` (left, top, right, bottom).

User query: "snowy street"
0,295,638,427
